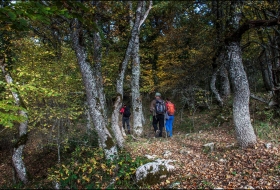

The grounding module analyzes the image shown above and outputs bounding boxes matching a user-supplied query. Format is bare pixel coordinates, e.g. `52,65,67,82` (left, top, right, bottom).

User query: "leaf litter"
126,127,280,189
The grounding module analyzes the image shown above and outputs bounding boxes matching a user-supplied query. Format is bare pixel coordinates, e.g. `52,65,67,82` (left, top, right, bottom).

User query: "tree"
0,57,28,184
110,0,152,141
223,0,280,148
70,16,118,159
130,0,152,136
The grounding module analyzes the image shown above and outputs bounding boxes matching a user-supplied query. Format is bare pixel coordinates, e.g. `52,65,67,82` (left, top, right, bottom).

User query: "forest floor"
1,104,280,189
126,117,280,189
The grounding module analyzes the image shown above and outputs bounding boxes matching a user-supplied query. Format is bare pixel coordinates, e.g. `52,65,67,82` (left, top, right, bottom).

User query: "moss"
134,126,141,130
105,136,115,150
137,165,170,186
148,166,153,172
14,133,28,148
95,97,100,105
106,124,114,139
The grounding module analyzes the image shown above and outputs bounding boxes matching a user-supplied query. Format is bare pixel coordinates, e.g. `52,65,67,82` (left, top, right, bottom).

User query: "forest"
1,0,280,189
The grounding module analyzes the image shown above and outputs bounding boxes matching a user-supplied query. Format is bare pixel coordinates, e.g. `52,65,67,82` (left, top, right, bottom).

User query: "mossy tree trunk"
70,18,118,159
0,59,28,184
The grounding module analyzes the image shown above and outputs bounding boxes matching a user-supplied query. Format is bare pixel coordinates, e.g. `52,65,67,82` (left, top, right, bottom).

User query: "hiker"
165,98,175,137
150,92,166,137
120,104,131,134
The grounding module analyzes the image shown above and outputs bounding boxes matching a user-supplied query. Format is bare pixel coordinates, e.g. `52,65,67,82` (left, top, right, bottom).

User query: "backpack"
166,102,175,115
120,107,125,114
155,99,166,114
123,107,131,117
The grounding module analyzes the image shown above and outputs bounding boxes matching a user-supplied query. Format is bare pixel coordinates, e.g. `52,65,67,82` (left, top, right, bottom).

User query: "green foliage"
0,77,27,128
177,118,194,134
0,99,26,128
254,121,280,141
10,38,84,130
48,147,149,189
198,180,214,189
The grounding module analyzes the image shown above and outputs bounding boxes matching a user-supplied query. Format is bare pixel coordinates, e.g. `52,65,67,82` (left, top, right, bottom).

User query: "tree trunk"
70,19,117,159
259,50,274,91
272,33,280,105
219,63,231,99
225,41,257,148
210,67,224,106
0,60,28,184
131,35,144,136
224,1,256,148
92,31,108,125
111,0,151,142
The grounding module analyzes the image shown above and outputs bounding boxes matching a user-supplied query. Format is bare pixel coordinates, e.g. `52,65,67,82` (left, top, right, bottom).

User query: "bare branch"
138,0,153,32
227,17,280,42
250,93,269,104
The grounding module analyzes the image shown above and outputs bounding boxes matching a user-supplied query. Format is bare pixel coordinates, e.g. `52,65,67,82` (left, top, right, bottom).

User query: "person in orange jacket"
165,98,175,137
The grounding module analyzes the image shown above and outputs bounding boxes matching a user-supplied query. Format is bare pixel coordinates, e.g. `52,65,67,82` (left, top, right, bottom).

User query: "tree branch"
250,93,269,104
138,0,152,32
228,17,280,42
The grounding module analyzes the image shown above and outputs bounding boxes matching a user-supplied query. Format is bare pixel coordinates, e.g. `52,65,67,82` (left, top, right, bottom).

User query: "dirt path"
126,126,280,189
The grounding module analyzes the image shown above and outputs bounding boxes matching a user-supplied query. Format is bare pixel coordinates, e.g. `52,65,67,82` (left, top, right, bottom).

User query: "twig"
0,127,7,134
250,93,269,104
130,134,140,141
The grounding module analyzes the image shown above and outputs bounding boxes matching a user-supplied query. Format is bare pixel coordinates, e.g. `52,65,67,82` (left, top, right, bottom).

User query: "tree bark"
92,30,108,125
129,1,152,136
225,41,257,148
0,60,28,184
219,64,231,99
131,35,143,136
210,66,224,106
259,49,274,91
224,1,257,148
70,19,118,159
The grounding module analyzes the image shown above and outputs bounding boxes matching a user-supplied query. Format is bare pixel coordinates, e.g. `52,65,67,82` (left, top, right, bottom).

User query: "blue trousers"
165,115,174,137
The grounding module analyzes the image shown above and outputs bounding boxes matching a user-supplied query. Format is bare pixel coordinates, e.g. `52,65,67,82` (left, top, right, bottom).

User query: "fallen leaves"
127,127,280,189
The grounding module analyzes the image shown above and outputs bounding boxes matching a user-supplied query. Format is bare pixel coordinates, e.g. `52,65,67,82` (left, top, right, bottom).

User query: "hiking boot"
128,130,131,134
155,130,160,137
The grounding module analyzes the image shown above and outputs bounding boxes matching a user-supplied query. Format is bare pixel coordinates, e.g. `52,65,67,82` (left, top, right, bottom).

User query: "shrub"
47,146,149,189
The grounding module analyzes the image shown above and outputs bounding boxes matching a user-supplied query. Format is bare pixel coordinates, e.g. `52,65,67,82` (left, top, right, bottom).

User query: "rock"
159,175,167,179
269,100,278,107
243,185,254,189
214,187,224,190
179,148,191,155
226,143,235,148
163,150,172,158
203,142,215,152
135,159,175,185
169,182,180,188
219,158,227,163
265,143,272,149
145,154,157,160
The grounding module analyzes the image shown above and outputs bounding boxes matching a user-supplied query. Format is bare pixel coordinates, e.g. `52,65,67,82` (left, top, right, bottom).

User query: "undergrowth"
47,146,150,189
